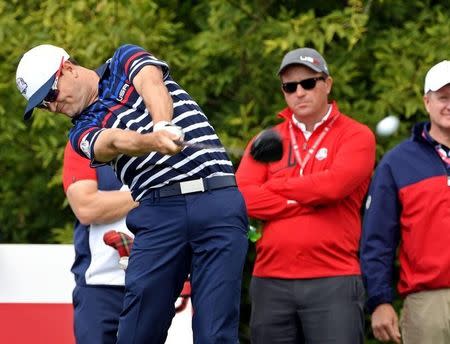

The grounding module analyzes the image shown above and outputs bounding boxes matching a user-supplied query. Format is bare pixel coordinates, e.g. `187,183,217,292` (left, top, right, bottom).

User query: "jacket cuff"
366,290,394,314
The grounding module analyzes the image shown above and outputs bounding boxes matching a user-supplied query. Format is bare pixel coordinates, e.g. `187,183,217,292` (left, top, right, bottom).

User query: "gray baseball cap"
278,48,330,76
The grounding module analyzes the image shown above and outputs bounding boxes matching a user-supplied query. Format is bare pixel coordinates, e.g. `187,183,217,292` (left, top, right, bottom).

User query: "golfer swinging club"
16,43,249,344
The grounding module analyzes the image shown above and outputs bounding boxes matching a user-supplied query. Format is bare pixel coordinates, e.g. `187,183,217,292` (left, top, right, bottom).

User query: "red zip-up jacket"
236,101,376,278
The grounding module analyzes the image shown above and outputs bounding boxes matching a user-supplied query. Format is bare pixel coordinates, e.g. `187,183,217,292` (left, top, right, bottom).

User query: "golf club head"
250,129,283,163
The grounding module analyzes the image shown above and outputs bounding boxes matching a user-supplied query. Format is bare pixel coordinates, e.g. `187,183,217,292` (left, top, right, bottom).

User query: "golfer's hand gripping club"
154,121,215,149
154,121,185,141
153,121,185,153
155,122,245,157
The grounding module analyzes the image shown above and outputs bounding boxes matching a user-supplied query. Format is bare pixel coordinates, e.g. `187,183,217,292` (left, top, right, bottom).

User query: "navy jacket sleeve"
360,157,401,313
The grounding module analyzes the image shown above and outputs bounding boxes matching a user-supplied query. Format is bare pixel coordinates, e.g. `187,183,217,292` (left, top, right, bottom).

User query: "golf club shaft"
180,141,222,150
175,140,243,156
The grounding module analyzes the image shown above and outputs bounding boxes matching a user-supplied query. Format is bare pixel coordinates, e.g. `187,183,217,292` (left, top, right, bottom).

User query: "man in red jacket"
236,47,376,344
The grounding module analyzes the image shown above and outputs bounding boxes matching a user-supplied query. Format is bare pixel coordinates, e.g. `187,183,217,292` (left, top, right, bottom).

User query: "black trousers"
250,275,365,344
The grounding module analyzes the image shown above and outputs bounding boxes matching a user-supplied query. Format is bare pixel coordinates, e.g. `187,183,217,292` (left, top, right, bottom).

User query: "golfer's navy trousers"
116,186,248,344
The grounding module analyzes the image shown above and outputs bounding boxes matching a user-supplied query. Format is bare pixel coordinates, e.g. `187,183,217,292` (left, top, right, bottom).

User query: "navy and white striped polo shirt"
69,44,234,201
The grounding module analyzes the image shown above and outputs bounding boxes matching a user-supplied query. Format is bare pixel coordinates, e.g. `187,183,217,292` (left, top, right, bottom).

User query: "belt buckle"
179,179,205,194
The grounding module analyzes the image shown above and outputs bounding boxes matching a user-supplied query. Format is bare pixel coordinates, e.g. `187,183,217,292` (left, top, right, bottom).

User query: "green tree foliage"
1,0,449,342
0,0,183,242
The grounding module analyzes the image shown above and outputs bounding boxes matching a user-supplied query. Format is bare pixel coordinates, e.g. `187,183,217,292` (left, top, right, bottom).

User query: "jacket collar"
412,121,430,143
277,100,340,125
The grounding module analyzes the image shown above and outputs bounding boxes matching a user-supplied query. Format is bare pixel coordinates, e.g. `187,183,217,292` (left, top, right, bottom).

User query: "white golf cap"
16,44,70,120
424,60,450,94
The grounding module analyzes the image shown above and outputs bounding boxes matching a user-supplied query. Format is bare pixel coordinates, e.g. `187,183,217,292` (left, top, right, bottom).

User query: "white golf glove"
153,121,185,143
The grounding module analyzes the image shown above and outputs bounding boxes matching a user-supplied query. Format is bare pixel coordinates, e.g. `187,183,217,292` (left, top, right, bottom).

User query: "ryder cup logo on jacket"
315,147,328,160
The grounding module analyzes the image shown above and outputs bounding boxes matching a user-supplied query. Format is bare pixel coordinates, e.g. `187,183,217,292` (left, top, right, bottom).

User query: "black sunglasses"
281,76,325,93
37,57,64,109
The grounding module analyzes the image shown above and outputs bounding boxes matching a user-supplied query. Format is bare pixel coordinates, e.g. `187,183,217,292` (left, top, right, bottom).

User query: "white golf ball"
376,115,400,137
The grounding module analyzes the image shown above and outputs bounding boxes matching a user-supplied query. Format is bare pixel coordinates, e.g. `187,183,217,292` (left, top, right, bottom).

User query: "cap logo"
299,56,315,64
16,77,28,96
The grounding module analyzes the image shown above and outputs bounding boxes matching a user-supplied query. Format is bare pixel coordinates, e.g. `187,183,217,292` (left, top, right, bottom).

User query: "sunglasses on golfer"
281,76,326,93
38,57,65,109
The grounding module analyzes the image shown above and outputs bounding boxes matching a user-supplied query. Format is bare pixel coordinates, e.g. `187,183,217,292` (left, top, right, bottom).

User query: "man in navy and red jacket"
361,60,450,344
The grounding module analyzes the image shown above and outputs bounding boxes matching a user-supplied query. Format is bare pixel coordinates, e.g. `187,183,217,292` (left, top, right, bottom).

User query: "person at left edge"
63,141,136,344
64,142,192,344
15,44,249,344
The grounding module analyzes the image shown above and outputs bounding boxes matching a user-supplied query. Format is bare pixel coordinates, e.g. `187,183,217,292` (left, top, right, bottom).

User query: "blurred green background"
1,0,449,342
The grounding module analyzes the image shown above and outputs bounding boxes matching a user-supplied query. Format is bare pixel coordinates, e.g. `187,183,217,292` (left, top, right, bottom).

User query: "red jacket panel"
236,102,376,279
